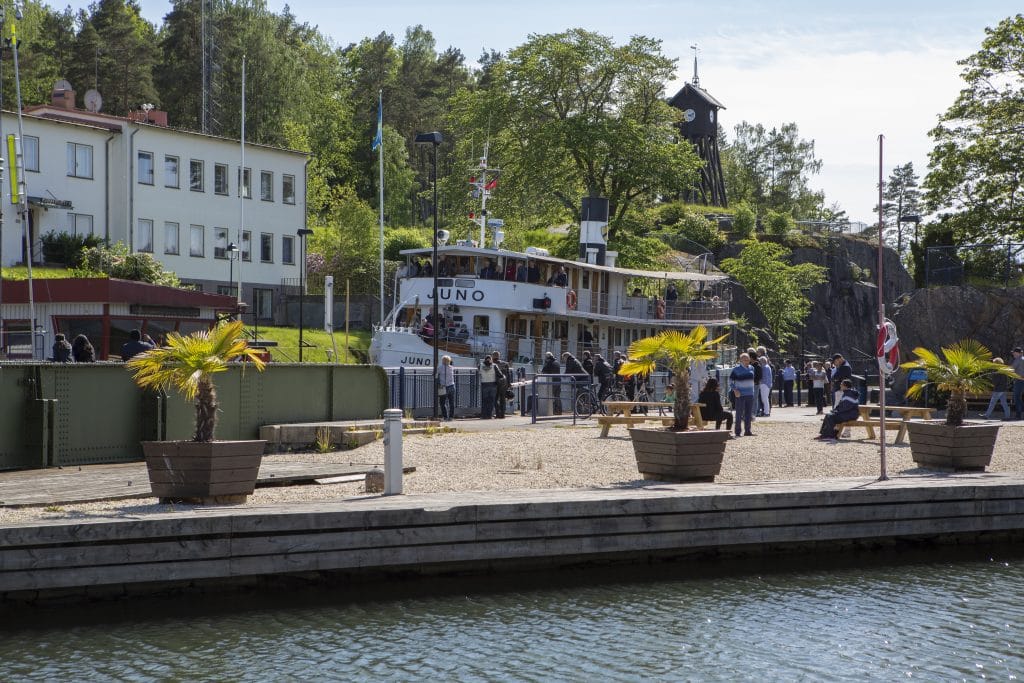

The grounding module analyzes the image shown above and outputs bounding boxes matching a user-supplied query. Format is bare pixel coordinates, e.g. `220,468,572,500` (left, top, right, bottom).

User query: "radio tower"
200,0,220,134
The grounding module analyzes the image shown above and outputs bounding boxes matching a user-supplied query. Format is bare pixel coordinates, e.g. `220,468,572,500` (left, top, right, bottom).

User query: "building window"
216,285,236,296
137,218,154,252
260,171,273,201
282,174,295,204
190,160,204,192
237,167,252,199
214,227,228,258
214,163,228,195
66,142,93,178
70,213,93,237
164,221,180,255
24,135,40,172
165,155,179,188
254,288,273,319
242,230,251,261
260,233,273,263
190,224,204,257
137,151,154,185
282,235,295,265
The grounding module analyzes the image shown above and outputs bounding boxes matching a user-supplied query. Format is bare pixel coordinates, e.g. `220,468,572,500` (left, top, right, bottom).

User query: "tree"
447,29,702,241
924,14,1024,243
722,121,825,219
68,0,160,115
307,186,382,296
875,162,922,258
6,1,74,107
720,240,827,348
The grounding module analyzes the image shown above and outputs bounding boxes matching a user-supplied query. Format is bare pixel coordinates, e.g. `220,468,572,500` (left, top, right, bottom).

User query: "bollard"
383,408,403,495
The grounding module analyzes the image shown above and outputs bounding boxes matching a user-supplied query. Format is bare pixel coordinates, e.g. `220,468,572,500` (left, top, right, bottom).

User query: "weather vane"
690,43,700,86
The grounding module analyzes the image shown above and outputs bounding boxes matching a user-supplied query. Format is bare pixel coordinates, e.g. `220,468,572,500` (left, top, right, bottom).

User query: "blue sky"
61,0,1020,223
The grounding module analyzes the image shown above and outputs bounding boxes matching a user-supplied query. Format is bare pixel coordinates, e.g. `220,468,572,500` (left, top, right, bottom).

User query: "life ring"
655,298,666,319
566,289,577,310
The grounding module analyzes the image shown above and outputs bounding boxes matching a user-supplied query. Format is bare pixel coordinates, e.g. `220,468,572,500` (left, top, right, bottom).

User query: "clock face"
684,109,695,123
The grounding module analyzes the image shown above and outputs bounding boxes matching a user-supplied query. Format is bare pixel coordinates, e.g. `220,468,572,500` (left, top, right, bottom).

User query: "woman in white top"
809,361,828,415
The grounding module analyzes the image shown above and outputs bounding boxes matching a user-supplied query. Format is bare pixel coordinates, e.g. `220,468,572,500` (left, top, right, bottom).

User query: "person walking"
981,357,1011,420
729,352,756,437
438,355,456,421
1012,347,1024,420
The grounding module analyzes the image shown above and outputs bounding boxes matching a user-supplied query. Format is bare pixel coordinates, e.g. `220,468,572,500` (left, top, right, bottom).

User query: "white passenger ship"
370,196,734,370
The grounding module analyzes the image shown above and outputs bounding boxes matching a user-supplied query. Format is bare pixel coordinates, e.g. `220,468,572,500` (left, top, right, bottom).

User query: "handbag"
438,385,447,397
505,388,514,399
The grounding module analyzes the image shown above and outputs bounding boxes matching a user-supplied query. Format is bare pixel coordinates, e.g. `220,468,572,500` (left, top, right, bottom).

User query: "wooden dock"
3,473,1024,602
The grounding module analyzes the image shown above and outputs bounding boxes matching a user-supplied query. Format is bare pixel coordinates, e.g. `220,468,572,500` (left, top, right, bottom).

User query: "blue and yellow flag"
371,91,382,151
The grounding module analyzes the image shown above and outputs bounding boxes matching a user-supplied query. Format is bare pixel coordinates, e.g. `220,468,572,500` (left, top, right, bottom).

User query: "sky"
61,0,1020,224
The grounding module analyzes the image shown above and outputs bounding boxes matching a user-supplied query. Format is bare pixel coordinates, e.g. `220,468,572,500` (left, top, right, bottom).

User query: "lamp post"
226,242,239,307
415,131,443,419
297,228,314,362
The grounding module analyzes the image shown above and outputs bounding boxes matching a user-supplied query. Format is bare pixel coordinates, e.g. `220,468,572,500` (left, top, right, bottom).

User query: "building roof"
668,82,727,110
1,277,238,308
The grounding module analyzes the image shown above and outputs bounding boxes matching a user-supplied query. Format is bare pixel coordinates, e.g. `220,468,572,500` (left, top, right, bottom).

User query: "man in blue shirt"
781,359,798,407
729,352,756,437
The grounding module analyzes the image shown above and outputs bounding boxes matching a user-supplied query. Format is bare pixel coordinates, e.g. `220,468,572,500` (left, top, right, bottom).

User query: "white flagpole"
377,89,385,323
877,134,889,481
237,55,246,310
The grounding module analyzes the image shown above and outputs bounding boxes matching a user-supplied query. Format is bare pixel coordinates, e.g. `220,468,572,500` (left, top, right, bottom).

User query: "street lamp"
297,228,314,362
415,131,443,420
226,242,239,304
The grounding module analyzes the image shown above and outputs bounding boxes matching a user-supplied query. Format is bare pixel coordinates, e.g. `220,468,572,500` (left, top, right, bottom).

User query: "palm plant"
901,339,1019,427
618,326,726,430
127,320,266,442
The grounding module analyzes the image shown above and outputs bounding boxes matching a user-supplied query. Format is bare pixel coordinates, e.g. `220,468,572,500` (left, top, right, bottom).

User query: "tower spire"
691,44,700,86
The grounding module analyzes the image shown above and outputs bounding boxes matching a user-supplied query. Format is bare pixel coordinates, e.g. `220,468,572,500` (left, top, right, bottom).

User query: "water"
2,548,1023,681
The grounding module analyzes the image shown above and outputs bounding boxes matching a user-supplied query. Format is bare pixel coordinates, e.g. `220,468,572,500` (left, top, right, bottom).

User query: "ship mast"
469,142,499,246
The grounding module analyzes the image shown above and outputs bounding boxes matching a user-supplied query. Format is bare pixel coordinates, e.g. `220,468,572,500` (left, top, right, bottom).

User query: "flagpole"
238,55,245,311
377,89,385,324
877,134,889,481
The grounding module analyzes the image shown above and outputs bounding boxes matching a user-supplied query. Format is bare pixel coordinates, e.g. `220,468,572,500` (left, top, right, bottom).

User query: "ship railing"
581,292,730,323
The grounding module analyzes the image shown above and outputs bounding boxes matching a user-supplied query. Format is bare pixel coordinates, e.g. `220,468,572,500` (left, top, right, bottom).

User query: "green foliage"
732,201,756,238
720,240,827,349
661,207,725,252
76,242,181,287
764,209,794,237
618,327,727,430
384,227,431,261
908,221,956,287
722,121,825,219
308,186,381,296
901,339,1020,426
612,235,669,271
41,231,104,266
924,15,1024,243
875,162,922,259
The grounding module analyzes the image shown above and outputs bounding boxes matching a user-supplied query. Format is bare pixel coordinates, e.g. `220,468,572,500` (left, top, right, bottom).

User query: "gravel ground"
2,417,1022,527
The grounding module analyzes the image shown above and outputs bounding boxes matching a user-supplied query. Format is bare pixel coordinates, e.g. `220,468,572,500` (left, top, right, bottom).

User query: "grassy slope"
245,325,371,364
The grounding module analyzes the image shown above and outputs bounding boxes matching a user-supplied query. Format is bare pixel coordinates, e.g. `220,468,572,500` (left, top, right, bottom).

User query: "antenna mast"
469,142,499,246
691,44,700,86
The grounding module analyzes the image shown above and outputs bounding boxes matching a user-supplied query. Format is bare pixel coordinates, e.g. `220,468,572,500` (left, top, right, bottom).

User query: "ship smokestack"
579,197,608,266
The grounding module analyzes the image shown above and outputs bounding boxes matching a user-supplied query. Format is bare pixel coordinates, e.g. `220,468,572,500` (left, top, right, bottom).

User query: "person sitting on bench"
815,379,859,440
699,378,733,431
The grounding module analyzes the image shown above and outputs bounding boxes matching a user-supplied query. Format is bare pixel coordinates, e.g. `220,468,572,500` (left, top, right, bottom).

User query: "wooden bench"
834,419,883,440
598,401,705,437
858,404,934,444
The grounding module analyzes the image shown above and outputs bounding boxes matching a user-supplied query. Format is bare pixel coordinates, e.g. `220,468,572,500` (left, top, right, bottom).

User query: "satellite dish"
54,79,73,92
84,89,103,113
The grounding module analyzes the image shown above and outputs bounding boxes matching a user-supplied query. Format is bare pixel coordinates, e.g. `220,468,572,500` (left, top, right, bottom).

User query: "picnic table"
598,401,705,437
849,404,934,444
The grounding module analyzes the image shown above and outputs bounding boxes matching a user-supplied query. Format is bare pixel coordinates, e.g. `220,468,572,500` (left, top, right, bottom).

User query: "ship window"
437,278,454,287
454,278,475,288
582,272,590,289
473,315,489,336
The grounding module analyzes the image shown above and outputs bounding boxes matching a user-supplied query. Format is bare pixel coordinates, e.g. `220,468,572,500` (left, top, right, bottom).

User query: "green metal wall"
0,363,387,470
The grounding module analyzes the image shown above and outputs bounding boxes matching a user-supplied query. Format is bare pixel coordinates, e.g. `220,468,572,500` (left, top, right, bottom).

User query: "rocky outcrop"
890,286,1024,357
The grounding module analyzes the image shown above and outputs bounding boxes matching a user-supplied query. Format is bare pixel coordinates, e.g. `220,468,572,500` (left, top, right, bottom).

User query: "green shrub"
41,231,103,266
765,209,794,236
662,208,724,252
384,227,430,261
76,242,181,287
732,202,756,238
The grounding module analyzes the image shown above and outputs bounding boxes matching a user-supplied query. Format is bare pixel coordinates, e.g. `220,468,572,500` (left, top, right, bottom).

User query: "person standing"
982,357,1011,420
809,361,828,414
758,356,774,417
830,354,853,408
781,360,797,407
438,355,456,421
542,351,562,414
1011,347,1024,420
478,355,503,419
729,353,756,437
490,351,512,418
121,329,155,361
581,350,594,379
747,347,763,416
51,334,73,362
71,334,96,362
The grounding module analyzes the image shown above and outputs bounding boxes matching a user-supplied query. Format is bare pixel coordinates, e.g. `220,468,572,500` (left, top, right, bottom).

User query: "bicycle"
574,381,628,419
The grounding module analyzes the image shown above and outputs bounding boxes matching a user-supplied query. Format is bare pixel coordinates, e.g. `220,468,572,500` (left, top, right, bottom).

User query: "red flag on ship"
485,178,498,190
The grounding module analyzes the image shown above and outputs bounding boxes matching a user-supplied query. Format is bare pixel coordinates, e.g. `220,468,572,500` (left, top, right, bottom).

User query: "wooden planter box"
142,440,266,504
905,421,999,472
628,428,730,482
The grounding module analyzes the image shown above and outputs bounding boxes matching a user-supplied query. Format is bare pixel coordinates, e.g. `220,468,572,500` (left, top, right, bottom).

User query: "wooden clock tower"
668,53,727,207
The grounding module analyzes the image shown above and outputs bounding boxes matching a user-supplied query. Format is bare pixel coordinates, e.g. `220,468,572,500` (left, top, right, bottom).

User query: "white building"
0,85,308,322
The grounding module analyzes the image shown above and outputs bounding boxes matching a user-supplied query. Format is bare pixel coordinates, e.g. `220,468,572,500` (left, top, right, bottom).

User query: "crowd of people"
50,329,161,364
